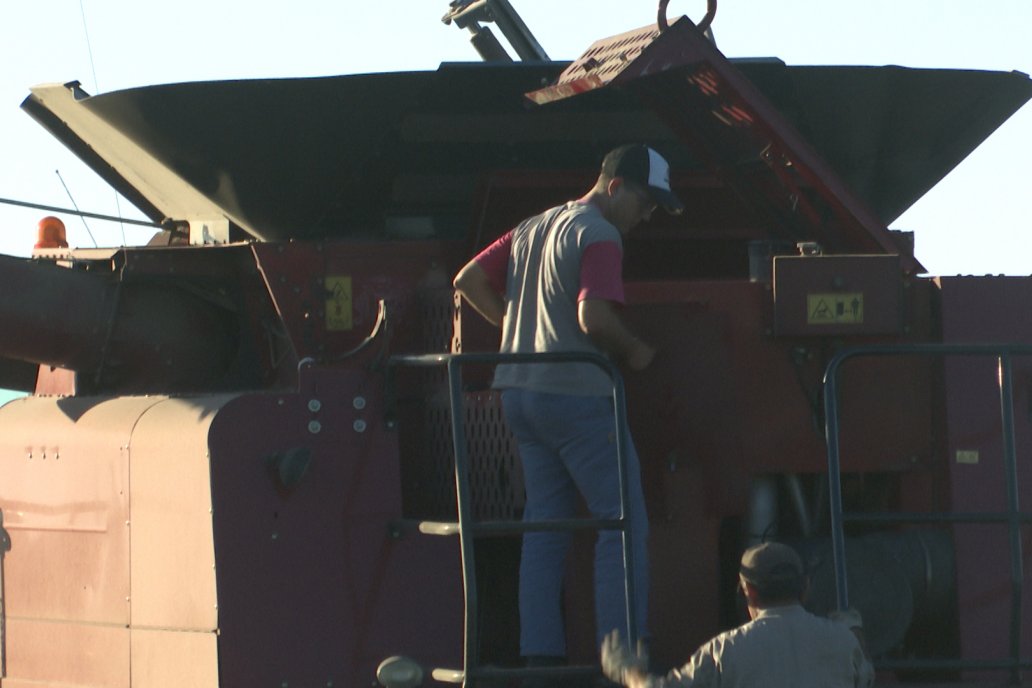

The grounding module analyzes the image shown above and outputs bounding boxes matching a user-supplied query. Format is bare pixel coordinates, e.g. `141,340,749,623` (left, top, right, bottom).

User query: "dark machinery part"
0,252,239,393
442,0,548,61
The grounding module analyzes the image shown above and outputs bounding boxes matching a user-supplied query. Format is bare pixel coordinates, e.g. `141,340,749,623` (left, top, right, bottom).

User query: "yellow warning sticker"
807,293,864,324
325,275,353,331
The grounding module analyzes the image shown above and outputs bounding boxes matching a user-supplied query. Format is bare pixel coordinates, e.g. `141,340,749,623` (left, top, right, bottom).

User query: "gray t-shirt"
492,201,623,397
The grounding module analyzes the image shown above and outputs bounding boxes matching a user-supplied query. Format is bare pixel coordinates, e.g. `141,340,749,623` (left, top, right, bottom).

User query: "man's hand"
579,300,655,371
601,630,648,686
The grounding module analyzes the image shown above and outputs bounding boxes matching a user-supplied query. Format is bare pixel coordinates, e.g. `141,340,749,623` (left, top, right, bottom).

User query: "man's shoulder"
563,203,622,242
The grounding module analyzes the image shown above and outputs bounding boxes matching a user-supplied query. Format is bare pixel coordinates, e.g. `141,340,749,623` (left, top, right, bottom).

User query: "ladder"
386,351,640,686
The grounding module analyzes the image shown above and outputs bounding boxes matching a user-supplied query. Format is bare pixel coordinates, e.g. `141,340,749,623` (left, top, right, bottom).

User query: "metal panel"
937,277,1032,667
0,395,231,686
773,254,903,336
4,618,129,687
206,371,464,686
0,396,163,625
128,396,234,631
130,628,218,688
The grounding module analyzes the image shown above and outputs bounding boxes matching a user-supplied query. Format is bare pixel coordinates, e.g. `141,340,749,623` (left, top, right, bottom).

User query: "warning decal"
326,275,353,331
807,292,863,325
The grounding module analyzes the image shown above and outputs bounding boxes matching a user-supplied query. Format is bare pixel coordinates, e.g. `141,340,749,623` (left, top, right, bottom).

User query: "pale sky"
0,1,1030,401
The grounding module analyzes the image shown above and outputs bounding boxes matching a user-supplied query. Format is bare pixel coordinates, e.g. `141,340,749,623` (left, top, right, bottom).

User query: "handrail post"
998,354,1023,685
823,351,850,611
611,371,638,645
445,356,480,677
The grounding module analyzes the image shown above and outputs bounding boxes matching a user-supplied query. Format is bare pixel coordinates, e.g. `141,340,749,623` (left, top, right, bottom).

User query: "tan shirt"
645,605,874,688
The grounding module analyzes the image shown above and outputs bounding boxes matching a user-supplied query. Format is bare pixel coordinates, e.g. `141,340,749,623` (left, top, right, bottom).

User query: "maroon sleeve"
578,241,625,303
473,230,513,294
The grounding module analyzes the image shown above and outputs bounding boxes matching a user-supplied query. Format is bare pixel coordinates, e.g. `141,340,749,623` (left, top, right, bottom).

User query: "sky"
0,1,1030,402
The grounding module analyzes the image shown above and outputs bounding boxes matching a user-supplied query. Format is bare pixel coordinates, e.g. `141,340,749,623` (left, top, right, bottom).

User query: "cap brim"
648,186,685,215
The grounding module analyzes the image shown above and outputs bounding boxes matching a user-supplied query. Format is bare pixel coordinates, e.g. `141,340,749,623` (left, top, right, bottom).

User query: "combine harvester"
1,1,1030,685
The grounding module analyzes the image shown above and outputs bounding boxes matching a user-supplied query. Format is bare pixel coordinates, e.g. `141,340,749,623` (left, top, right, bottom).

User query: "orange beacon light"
35,215,69,249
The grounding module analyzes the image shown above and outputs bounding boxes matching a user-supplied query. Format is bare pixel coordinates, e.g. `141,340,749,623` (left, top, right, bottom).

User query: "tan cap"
739,542,804,586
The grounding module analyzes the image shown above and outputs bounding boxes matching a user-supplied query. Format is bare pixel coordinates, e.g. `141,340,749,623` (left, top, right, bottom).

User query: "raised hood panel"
22,48,1031,251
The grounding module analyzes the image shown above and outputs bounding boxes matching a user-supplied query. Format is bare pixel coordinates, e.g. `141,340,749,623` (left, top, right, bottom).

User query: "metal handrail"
824,343,1032,682
387,350,639,680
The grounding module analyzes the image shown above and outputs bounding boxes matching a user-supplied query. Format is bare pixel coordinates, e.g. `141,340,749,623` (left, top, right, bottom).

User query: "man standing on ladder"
453,144,683,684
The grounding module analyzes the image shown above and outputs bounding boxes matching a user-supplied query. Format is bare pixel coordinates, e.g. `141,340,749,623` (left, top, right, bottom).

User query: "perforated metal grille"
423,391,524,521
421,288,459,354
557,26,661,85
401,291,525,521
425,398,459,518
465,391,524,520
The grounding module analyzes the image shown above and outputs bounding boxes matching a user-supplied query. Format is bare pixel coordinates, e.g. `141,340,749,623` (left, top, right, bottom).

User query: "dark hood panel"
22,60,1031,246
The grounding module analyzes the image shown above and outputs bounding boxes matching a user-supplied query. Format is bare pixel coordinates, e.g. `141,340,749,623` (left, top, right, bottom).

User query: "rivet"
353,419,367,433
308,399,322,413
308,420,322,434
271,532,279,540
353,396,366,410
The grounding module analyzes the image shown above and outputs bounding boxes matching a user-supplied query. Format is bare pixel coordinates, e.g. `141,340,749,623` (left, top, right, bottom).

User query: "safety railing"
824,343,1032,683
385,351,638,685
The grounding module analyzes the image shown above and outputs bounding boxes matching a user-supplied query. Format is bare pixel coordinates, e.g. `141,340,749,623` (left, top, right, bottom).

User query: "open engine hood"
22,28,1031,262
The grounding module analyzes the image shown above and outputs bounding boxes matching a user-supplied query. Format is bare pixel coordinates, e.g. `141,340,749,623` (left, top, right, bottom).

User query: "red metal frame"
527,16,923,274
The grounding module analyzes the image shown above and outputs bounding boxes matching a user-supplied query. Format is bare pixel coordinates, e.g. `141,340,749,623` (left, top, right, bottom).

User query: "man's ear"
606,176,624,197
741,580,760,607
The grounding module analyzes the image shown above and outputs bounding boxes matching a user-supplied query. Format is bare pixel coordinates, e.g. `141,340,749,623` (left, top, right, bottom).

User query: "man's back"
657,605,873,688
493,200,624,396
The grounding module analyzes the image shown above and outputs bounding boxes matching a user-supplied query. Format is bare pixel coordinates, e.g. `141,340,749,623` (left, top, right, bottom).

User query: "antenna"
79,0,127,245
55,170,98,248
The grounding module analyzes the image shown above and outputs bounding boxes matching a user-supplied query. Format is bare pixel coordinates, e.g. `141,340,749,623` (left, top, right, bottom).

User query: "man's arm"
602,630,708,688
454,260,505,328
578,299,655,371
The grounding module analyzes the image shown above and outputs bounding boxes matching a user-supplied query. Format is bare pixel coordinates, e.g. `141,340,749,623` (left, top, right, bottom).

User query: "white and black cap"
602,143,684,215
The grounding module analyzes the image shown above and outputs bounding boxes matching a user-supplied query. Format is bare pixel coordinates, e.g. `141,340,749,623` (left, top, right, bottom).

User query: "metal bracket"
659,0,717,33
442,0,549,61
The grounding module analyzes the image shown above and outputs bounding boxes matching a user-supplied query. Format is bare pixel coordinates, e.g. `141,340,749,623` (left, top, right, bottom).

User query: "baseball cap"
739,542,804,586
602,144,684,215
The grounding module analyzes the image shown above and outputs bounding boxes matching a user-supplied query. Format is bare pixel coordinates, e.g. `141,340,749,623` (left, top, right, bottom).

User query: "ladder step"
415,518,626,537
417,520,460,536
430,668,464,683
431,664,599,683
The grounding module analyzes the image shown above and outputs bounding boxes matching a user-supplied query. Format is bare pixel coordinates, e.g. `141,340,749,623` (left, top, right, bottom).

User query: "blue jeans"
501,388,649,657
